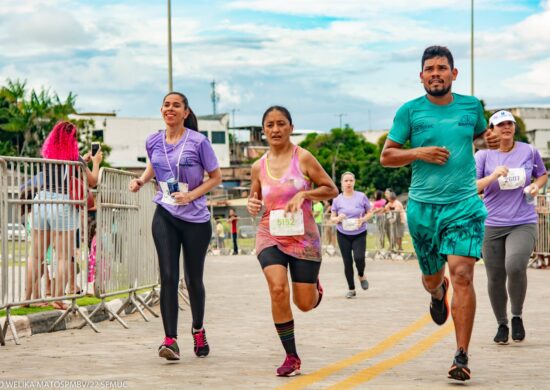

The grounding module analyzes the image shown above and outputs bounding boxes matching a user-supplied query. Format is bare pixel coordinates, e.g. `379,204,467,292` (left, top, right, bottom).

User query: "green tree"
0,79,110,164
300,127,411,195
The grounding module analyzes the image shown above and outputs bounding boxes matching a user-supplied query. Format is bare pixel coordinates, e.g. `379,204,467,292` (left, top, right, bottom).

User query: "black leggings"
152,205,211,337
337,230,367,290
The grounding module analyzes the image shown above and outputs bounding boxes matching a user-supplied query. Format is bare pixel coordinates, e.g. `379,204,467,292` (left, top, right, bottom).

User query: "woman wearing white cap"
475,110,547,344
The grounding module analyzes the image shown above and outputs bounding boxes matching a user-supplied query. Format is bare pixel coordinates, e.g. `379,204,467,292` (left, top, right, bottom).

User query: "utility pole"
331,143,342,183
167,0,173,92
336,113,347,129
210,80,220,115
230,108,239,161
471,0,474,95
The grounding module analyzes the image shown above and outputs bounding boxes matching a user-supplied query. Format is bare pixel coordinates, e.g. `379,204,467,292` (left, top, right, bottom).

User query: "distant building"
490,106,550,160
72,113,230,170
359,130,388,145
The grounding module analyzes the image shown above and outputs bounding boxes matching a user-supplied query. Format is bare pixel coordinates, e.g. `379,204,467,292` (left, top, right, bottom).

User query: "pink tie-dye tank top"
255,146,321,261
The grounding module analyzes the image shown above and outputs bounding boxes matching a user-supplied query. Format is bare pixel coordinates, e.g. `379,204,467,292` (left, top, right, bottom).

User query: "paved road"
1,255,549,389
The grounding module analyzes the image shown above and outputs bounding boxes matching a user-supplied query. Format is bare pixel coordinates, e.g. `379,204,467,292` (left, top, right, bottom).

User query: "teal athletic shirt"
388,93,487,204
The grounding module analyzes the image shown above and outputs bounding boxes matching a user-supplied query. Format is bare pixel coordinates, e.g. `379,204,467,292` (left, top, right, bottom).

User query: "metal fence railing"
80,168,160,330
0,157,94,345
530,194,550,268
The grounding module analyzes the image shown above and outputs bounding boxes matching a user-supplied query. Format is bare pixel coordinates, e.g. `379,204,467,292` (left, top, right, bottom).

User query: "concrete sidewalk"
1,255,549,389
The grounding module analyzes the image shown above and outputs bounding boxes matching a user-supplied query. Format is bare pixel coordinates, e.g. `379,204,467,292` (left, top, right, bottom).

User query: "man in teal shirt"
381,46,500,382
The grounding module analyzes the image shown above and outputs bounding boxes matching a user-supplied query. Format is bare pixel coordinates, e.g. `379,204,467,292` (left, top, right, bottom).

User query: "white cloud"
506,57,550,97
226,0,528,17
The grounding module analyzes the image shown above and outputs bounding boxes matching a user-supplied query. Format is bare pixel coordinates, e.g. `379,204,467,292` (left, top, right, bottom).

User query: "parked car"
7,223,27,241
238,225,256,239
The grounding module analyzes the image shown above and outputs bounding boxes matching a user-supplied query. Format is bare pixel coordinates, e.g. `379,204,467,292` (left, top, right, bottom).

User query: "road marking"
327,322,454,389
277,314,433,390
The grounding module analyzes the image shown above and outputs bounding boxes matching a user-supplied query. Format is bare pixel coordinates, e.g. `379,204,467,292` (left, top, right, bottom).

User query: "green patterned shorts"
407,195,487,275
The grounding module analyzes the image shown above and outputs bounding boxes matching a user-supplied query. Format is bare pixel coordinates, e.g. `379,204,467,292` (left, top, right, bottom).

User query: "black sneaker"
430,276,449,325
511,317,525,342
193,328,210,357
158,337,180,361
448,348,471,381
494,324,509,345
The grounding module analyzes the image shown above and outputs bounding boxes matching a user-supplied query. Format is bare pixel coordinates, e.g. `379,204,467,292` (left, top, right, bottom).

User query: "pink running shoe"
192,328,210,357
277,354,301,377
158,337,180,361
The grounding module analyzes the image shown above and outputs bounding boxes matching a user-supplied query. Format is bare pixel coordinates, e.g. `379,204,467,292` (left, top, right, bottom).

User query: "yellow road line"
327,322,454,389
277,314,433,390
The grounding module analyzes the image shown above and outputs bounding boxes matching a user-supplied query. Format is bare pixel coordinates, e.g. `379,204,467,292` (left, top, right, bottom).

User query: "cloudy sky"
1,0,549,131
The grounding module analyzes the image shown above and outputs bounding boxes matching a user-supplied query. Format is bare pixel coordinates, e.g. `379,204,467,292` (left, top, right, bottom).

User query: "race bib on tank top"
269,210,305,236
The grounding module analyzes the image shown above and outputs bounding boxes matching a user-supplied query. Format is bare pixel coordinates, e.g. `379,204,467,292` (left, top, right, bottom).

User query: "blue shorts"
32,191,78,231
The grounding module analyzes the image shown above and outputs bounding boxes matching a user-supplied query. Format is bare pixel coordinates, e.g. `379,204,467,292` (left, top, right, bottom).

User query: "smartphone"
91,142,100,156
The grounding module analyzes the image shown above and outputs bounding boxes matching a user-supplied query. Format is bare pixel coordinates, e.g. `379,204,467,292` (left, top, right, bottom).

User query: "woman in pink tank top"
247,106,338,377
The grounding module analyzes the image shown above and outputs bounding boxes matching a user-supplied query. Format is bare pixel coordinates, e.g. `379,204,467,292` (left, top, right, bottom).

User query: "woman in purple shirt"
476,110,547,345
331,172,373,298
129,92,222,361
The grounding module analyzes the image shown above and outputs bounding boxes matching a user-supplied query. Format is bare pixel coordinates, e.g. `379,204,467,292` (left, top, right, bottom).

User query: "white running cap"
490,110,516,126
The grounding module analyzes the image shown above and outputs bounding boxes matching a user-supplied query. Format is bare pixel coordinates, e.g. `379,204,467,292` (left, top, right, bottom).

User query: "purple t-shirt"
146,129,219,223
331,191,371,235
475,142,547,227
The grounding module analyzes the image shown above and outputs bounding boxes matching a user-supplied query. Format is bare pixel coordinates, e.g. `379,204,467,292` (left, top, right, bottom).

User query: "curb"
1,293,157,344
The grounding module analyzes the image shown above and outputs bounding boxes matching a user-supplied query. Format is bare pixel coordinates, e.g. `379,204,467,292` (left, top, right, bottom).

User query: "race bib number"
269,210,305,236
342,218,360,231
498,168,526,190
159,182,189,206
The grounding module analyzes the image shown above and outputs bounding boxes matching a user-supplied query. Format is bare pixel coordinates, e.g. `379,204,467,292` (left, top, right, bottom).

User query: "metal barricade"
0,158,8,346
530,194,550,268
81,168,159,329
0,156,93,345
320,223,340,257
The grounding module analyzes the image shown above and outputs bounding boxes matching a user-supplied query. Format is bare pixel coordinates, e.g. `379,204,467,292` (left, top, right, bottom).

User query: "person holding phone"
129,91,222,361
247,106,338,377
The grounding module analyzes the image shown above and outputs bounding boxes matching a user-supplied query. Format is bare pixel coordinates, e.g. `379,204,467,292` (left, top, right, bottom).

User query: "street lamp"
167,0,173,92
336,113,347,130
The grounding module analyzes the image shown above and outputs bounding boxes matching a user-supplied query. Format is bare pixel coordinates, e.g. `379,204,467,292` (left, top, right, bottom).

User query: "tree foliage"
0,79,110,163
300,127,411,195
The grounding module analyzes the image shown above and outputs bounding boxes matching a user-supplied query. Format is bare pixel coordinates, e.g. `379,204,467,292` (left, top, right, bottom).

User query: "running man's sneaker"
360,277,369,290
345,290,356,299
511,317,525,342
313,279,323,309
429,276,449,325
158,337,180,361
448,348,470,381
276,354,301,377
193,328,210,357
494,324,509,345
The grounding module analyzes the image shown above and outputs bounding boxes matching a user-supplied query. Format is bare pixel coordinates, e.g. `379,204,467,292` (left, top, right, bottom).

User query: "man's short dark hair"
421,46,454,70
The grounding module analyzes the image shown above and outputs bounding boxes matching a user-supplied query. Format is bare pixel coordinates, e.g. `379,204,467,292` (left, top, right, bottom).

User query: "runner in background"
331,172,372,298
476,110,547,344
247,106,338,377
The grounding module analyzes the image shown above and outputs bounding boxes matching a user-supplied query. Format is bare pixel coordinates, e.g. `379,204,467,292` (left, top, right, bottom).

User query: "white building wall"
72,114,230,168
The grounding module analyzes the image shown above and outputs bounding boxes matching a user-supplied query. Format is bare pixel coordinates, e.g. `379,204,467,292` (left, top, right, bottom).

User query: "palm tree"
0,79,77,157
